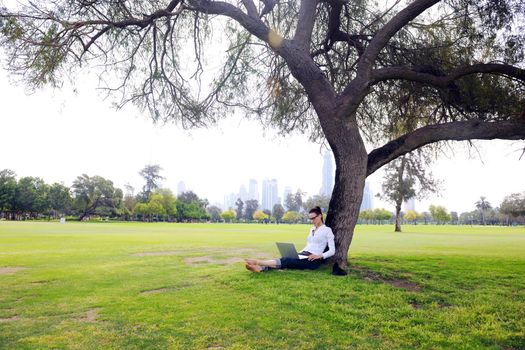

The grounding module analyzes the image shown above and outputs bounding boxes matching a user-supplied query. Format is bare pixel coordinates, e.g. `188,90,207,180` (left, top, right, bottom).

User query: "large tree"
475,196,492,225
429,204,451,224
207,205,222,222
176,191,208,221
123,184,138,219
47,182,72,218
1,0,525,268
72,174,123,220
272,203,285,223
243,199,259,221
0,169,17,218
14,176,49,218
138,164,165,201
284,189,304,212
235,198,244,221
220,209,236,222
500,192,525,220
380,153,439,232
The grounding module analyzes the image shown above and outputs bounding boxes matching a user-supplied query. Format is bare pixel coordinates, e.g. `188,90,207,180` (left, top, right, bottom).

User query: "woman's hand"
308,254,323,261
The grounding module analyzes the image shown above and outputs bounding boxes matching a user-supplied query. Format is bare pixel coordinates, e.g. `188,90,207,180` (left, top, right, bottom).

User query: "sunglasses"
309,215,319,220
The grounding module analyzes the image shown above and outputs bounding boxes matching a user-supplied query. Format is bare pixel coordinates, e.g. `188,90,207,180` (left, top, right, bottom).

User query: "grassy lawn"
1,222,524,349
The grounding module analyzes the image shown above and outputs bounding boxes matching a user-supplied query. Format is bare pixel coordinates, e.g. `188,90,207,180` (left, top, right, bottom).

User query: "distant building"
223,192,237,210
239,184,248,201
360,181,374,211
262,179,279,210
283,186,292,203
177,181,186,195
248,179,259,202
403,197,416,212
320,151,334,196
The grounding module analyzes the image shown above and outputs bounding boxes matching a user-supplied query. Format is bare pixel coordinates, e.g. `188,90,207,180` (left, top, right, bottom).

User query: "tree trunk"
394,156,406,232
324,124,368,270
395,203,402,232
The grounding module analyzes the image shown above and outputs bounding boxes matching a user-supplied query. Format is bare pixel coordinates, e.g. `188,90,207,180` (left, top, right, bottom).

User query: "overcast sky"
1,65,524,214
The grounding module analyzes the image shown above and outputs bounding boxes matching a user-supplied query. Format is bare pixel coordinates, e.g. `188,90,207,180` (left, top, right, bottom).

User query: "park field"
1,222,524,349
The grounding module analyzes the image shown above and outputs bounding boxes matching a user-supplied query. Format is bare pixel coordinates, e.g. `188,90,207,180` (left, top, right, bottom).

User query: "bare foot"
244,258,258,265
245,263,263,273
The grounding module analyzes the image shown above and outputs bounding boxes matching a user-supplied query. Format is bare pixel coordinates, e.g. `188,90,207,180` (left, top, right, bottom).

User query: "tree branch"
357,0,440,74
293,0,319,51
370,63,525,87
187,0,271,46
337,0,441,118
260,0,277,18
367,119,525,176
310,1,366,58
241,0,258,19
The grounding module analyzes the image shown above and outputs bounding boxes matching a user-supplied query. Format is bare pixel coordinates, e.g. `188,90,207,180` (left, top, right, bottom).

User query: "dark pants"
278,257,322,270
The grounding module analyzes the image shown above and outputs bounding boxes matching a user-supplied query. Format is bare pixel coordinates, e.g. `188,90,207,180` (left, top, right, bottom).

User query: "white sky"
1,68,523,214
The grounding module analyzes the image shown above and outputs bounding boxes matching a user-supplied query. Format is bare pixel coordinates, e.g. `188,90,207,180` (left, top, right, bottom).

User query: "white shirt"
301,224,335,259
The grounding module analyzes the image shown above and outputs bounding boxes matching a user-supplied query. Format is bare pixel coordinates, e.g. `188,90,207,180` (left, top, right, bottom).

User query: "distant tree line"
368,195,525,227
457,195,525,226
2,166,523,226
0,167,209,222
0,167,327,224
229,190,333,224
1,169,76,220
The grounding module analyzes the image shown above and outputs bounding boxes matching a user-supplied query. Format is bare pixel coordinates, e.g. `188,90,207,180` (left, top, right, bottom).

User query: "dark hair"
309,206,323,223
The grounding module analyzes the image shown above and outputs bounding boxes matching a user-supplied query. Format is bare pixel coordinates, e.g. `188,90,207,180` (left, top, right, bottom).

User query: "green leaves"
429,204,451,223
72,174,122,219
175,191,209,221
500,192,525,217
0,16,23,41
0,169,17,212
14,177,50,215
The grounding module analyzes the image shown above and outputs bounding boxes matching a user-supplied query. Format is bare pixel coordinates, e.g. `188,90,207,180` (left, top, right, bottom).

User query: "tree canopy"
139,164,165,201
176,191,208,221
15,177,50,216
220,209,236,222
0,169,17,214
380,152,440,231
1,1,523,136
500,192,525,218
429,204,451,224
284,190,304,212
72,174,123,220
475,196,492,225
272,203,285,223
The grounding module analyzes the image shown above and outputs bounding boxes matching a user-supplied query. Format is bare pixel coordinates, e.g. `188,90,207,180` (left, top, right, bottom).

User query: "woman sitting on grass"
245,206,335,272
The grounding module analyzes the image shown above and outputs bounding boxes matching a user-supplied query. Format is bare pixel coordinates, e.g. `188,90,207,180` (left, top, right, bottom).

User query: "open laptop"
276,242,309,259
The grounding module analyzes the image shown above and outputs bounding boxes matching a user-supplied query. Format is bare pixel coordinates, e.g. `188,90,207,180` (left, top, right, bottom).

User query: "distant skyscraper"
248,179,259,202
403,197,416,212
262,179,279,210
360,181,373,211
239,184,248,201
223,192,237,210
320,151,334,196
177,181,186,195
283,186,292,203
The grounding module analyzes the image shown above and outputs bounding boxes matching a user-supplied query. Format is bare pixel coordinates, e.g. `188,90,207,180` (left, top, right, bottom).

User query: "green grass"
1,222,524,349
